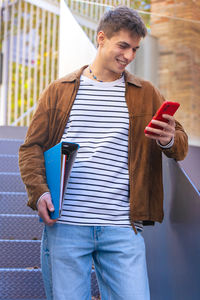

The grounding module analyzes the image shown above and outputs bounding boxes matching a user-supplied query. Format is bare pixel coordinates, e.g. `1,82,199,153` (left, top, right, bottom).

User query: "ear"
97,31,106,47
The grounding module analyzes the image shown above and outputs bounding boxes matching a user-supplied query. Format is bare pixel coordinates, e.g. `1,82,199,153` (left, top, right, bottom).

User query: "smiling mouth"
116,58,127,66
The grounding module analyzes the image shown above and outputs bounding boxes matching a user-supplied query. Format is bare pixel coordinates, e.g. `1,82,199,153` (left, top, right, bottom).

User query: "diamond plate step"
0,269,99,299
0,173,25,193
0,139,23,155
0,269,46,299
0,240,41,268
0,192,36,215
0,215,43,240
0,155,19,172
0,126,27,140
0,135,100,299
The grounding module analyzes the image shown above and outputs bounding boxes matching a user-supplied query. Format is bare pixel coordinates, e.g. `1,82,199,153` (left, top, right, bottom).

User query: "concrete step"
0,240,41,268
0,268,46,299
0,192,36,215
0,214,43,240
0,154,19,172
0,173,25,193
0,139,23,155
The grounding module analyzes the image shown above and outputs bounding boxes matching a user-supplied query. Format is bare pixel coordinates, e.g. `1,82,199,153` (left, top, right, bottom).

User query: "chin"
108,65,124,76
117,65,126,73
117,68,125,74
114,66,125,74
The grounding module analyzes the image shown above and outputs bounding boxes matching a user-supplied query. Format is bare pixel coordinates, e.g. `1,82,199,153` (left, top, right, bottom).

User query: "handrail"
11,103,37,127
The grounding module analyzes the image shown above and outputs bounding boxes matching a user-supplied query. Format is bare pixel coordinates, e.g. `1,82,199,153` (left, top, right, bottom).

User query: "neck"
87,59,122,82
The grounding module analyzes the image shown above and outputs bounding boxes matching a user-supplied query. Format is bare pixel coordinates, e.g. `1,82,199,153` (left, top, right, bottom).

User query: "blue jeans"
41,224,150,300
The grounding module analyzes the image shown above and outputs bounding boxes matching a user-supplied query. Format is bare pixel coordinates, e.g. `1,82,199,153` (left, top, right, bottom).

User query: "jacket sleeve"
152,86,188,161
18,83,55,210
158,120,188,161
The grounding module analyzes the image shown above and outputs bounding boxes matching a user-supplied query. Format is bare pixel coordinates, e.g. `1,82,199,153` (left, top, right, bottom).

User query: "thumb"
46,198,54,212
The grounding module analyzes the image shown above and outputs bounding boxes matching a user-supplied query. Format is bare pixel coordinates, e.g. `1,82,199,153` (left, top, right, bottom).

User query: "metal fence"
64,0,157,86
0,0,60,126
65,0,150,45
0,0,152,127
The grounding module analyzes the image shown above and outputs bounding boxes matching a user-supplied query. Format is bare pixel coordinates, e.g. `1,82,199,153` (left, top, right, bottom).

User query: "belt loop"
131,223,138,235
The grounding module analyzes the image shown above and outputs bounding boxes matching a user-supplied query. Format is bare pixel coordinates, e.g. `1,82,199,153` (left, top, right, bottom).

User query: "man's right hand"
37,193,57,226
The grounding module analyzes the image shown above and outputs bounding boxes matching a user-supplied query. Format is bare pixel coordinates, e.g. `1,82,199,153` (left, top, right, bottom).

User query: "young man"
19,6,188,300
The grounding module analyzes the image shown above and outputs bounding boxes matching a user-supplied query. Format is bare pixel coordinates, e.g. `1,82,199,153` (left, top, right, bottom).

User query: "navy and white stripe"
58,75,143,231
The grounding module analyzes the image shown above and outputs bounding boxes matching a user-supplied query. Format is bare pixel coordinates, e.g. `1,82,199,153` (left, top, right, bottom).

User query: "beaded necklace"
88,66,123,82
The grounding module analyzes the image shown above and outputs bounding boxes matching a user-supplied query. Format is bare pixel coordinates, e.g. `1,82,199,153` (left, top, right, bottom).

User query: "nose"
124,49,136,63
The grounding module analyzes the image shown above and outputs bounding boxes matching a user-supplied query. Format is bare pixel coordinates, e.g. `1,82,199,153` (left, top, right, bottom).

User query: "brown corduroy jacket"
19,66,188,227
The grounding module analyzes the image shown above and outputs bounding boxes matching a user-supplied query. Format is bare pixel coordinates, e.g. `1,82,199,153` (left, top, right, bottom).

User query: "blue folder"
44,141,79,219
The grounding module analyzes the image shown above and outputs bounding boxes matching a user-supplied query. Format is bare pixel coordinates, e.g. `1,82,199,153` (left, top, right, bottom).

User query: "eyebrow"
117,41,140,50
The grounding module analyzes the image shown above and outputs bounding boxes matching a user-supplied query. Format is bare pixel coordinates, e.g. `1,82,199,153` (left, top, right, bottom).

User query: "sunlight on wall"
59,0,96,77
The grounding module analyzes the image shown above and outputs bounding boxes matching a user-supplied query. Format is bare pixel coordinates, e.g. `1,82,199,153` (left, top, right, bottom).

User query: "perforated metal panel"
0,155,19,172
0,136,101,299
0,240,41,268
0,215,43,240
0,139,22,155
0,193,36,214
0,269,46,298
0,173,25,193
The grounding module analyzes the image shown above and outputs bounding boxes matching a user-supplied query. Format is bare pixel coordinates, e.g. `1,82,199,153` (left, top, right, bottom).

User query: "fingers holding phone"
145,114,176,146
144,101,179,146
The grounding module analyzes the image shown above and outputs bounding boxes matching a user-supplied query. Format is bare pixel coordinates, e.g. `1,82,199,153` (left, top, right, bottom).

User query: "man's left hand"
144,114,175,146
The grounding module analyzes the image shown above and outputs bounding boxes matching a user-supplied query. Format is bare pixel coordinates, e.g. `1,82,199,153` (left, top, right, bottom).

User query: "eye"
119,44,126,49
132,48,139,53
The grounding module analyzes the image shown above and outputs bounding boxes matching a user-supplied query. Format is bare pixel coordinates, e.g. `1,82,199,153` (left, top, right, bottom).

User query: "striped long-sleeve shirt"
58,75,143,231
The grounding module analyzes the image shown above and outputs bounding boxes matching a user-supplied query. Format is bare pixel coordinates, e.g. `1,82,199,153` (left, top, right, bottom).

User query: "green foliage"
130,0,151,27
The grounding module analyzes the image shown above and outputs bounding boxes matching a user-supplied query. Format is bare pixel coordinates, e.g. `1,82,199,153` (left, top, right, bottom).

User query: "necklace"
89,66,103,82
88,66,123,82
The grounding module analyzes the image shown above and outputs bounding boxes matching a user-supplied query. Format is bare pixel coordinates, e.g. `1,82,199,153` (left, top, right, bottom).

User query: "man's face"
98,29,141,74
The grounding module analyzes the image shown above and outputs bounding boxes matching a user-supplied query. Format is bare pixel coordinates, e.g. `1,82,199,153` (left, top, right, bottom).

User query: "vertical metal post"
26,3,34,125
14,0,22,125
39,8,45,95
20,0,28,126
32,5,40,112
45,11,51,88
50,13,57,82
7,2,15,125
0,1,9,125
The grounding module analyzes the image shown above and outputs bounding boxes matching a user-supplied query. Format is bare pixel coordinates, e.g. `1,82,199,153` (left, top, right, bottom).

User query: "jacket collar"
60,65,142,88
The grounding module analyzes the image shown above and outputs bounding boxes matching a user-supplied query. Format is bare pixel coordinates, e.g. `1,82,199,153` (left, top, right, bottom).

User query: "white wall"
59,0,96,77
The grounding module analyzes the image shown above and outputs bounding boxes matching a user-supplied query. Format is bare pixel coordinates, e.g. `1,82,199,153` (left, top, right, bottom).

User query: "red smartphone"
144,101,180,135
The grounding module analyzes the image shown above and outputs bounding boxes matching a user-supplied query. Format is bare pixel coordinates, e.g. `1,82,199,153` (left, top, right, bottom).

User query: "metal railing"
0,0,60,126
0,0,151,127
67,0,130,22
65,0,150,45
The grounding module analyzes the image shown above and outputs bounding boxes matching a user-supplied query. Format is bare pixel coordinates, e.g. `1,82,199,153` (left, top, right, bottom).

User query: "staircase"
0,126,100,300
0,127,46,300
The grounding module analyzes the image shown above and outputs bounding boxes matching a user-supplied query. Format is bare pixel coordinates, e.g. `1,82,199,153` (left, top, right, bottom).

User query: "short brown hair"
97,6,147,39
